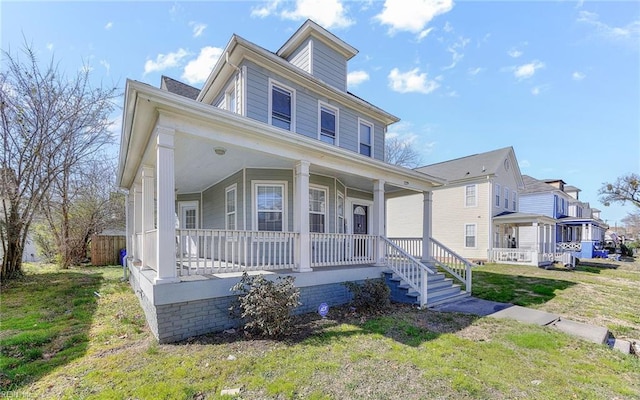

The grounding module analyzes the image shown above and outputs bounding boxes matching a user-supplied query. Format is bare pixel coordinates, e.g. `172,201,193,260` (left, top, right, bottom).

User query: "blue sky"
2,0,639,226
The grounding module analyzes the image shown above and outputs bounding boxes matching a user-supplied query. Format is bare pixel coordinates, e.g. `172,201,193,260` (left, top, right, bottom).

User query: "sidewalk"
431,297,632,353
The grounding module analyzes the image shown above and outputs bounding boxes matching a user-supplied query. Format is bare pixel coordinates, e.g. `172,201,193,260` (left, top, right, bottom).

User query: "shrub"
344,277,390,313
229,272,301,337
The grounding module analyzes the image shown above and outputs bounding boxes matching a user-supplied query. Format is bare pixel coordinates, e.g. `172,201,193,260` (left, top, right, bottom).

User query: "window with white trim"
504,187,509,209
309,186,327,233
512,191,517,211
337,191,345,233
319,103,338,144
225,184,237,230
358,119,373,157
255,183,286,231
269,80,294,131
495,184,501,207
225,82,237,113
465,184,477,207
464,224,476,248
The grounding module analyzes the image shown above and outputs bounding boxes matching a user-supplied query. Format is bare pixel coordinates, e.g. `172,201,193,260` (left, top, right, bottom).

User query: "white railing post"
421,191,433,263
373,179,386,266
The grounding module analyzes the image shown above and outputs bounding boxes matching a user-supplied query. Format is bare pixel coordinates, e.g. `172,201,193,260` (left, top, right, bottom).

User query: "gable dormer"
277,19,357,92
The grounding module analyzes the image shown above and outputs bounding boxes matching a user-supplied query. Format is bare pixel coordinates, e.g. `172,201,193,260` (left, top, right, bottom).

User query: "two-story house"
519,175,608,258
387,147,558,266
118,20,471,343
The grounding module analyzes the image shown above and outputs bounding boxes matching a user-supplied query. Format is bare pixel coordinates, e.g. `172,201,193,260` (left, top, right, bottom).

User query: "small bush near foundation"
230,272,301,337
344,277,390,313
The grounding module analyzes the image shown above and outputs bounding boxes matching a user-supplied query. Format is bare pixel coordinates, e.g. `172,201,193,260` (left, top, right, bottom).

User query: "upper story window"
504,187,509,209
495,184,501,207
309,186,327,233
269,80,295,131
225,184,237,230
319,102,338,144
358,119,373,157
254,182,287,231
225,81,237,113
512,191,517,211
465,184,477,207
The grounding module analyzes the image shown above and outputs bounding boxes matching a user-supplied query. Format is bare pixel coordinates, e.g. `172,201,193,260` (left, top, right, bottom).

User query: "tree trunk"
1,209,24,280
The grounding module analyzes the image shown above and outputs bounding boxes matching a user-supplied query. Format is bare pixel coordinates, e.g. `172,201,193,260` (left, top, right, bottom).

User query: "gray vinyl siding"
287,39,311,73
310,174,336,232
519,193,554,218
373,125,384,161
202,171,244,229
245,169,294,232
311,39,347,91
346,188,372,201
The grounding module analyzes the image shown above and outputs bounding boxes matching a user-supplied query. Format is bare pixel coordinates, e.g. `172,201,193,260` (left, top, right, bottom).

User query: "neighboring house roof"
521,175,560,195
160,76,200,100
415,146,522,186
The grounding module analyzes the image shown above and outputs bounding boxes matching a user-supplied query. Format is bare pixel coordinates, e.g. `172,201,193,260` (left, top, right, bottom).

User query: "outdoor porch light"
214,146,227,156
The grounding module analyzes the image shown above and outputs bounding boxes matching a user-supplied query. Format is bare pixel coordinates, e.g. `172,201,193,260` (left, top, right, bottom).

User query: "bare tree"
599,173,640,208
621,211,640,239
384,136,422,168
0,43,118,279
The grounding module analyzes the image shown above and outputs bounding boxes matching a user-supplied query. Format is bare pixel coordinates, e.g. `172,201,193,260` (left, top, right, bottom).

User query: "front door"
178,202,198,257
353,205,368,257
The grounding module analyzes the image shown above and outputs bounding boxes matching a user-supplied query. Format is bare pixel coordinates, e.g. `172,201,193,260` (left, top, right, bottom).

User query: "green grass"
1,260,639,399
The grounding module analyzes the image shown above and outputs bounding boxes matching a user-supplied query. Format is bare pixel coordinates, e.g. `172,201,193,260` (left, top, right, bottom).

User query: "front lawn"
1,261,638,399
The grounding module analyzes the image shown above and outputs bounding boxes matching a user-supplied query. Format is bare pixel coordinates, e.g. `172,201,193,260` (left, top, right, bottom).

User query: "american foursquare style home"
387,147,608,267
118,20,472,343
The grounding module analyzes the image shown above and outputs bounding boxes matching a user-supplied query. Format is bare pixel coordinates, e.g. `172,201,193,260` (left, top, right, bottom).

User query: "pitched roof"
160,76,200,100
415,146,515,182
521,175,559,194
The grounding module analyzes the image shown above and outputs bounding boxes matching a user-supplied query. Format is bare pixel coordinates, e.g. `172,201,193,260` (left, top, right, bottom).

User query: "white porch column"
372,179,385,266
154,127,179,284
133,183,142,259
294,161,312,272
125,191,134,259
141,166,154,270
421,191,433,262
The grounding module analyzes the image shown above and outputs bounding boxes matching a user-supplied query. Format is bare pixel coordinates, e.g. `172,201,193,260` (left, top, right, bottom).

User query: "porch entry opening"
179,202,198,257
353,204,368,257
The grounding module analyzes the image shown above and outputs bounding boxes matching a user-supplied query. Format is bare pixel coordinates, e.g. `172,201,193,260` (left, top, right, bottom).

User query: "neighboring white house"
118,20,471,343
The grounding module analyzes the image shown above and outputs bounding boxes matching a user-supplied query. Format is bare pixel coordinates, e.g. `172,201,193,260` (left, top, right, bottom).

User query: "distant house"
387,147,557,266
118,20,471,343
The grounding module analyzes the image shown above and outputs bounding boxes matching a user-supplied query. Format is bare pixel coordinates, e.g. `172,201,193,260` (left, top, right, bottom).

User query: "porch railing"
382,237,435,307
487,248,534,264
176,229,296,275
310,233,377,267
389,237,473,293
144,229,157,270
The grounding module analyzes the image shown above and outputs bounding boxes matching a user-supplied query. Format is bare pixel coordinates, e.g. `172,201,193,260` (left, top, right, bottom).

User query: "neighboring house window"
358,119,373,157
319,103,338,144
225,184,237,230
504,187,509,209
225,82,237,113
255,182,286,231
465,184,477,207
495,184,501,207
464,224,476,248
309,186,327,233
337,191,345,233
269,80,294,131
512,191,517,211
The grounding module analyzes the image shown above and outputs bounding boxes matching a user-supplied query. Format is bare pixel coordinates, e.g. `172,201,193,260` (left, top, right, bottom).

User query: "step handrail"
429,237,473,292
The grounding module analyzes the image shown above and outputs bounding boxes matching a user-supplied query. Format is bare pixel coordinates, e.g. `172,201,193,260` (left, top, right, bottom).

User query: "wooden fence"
90,235,126,266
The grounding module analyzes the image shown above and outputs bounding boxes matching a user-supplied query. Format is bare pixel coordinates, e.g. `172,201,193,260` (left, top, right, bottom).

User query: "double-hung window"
309,186,327,233
495,184,501,207
465,184,477,207
464,224,476,248
512,191,517,211
319,103,338,144
270,80,294,130
225,184,237,230
504,187,509,209
337,192,345,233
359,119,373,157
255,183,286,231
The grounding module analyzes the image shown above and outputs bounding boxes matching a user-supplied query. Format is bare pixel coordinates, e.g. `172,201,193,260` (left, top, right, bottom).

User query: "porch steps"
383,271,470,306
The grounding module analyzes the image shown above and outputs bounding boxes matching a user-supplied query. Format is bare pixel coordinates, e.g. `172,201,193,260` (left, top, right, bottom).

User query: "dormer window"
269,80,295,131
319,102,338,144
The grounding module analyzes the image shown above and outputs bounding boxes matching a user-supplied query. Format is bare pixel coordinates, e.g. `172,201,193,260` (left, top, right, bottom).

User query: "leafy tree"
0,43,118,279
385,135,422,168
599,173,640,208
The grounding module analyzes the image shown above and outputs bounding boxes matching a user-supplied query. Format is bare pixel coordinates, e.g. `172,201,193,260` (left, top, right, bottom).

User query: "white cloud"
508,49,523,58
189,22,207,38
520,159,531,168
251,0,282,18
577,10,640,41
572,71,586,81
144,48,190,75
100,60,111,75
388,67,440,94
443,21,453,33
442,36,470,70
468,67,484,76
417,27,434,41
347,70,370,87
46,43,54,51
374,0,454,37
280,0,354,29
105,22,113,30
182,46,223,84
531,84,550,95
513,60,545,80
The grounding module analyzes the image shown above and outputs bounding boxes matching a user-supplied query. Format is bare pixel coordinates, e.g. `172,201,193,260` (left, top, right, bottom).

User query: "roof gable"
277,19,357,60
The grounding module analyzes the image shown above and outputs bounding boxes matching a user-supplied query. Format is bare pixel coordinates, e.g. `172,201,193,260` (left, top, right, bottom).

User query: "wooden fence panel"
91,235,126,266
